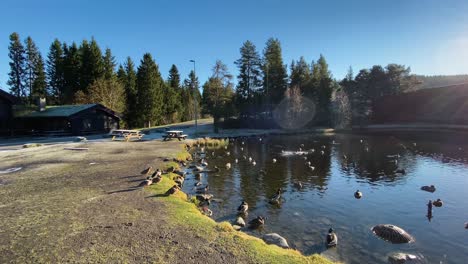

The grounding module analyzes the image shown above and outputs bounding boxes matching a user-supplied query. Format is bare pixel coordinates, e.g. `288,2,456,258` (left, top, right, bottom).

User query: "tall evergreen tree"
234,40,262,114
79,38,104,93
136,53,164,127
164,65,182,123
24,36,42,101
63,42,81,104
315,54,334,125
103,48,116,80
290,56,311,90
183,71,202,121
7,32,26,99
262,38,288,105
32,53,47,99
119,57,138,128
46,39,64,102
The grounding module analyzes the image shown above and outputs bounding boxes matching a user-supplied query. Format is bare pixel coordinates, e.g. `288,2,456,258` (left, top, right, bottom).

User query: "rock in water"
372,224,414,244
234,217,246,227
262,233,290,249
388,252,426,264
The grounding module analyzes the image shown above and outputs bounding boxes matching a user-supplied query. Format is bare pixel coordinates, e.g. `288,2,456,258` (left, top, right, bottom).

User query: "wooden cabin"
0,89,18,136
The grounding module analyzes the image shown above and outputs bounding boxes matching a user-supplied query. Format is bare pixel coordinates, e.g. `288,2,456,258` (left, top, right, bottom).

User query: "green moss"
148,147,336,264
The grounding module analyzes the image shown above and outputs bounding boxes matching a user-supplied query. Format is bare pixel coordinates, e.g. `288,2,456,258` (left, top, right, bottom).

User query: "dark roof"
17,104,120,119
0,89,18,104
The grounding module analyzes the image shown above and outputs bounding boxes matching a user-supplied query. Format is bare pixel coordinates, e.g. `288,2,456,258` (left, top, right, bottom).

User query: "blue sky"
1,0,467,92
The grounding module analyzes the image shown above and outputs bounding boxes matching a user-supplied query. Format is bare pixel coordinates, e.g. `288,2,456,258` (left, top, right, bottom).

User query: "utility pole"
189,60,197,135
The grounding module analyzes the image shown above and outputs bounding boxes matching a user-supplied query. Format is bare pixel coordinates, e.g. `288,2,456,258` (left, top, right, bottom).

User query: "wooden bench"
162,130,188,141
110,129,144,142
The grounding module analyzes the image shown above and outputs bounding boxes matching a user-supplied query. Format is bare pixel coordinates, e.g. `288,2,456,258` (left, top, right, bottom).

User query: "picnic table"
109,129,144,142
162,130,188,141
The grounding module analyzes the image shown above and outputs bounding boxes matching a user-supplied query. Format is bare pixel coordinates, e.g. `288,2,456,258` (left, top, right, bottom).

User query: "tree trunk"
213,116,219,133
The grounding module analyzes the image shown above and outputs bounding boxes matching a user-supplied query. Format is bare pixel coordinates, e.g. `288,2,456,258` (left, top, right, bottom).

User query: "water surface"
183,132,468,263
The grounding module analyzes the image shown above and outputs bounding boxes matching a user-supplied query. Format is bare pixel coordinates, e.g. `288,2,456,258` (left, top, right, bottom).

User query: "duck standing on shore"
138,178,153,187
141,166,153,176
165,185,180,195
326,228,338,247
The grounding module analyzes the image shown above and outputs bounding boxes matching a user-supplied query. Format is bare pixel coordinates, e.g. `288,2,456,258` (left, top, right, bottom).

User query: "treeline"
415,74,468,89
5,32,423,129
5,32,202,128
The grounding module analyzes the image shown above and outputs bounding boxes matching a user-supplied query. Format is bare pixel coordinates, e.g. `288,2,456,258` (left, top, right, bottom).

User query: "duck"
354,190,362,199
213,166,220,172
235,158,239,163
196,185,209,194
174,176,184,188
165,185,180,195
294,181,303,189
248,157,253,163
225,163,232,170
252,161,256,166
194,181,202,187
138,178,153,187
421,185,436,193
306,161,311,166
152,175,162,185
309,166,315,171
269,188,282,204
226,151,231,156
465,222,468,229
326,228,338,247
237,201,249,214
320,150,325,155
240,147,244,151
140,166,153,176
248,216,265,229
395,169,406,174
272,158,277,163
195,173,202,181
432,199,443,207
200,159,208,166
201,206,213,216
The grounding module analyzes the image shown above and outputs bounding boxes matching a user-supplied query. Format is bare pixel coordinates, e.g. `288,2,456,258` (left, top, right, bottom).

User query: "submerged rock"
262,233,290,249
372,224,414,244
388,252,426,264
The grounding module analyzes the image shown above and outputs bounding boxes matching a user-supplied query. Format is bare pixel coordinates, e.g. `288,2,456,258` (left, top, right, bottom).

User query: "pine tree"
7,32,26,99
168,64,181,90
315,54,334,125
79,38,104,94
103,48,116,80
46,39,64,103
120,57,138,128
290,56,310,91
263,38,288,106
183,70,202,121
63,42,81,104
234,40,262,115
32,53,47,99
24,36,40,101
136,53,164,127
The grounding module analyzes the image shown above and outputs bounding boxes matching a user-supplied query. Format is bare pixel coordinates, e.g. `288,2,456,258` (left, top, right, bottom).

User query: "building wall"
71,109,119,135
0,97,13,133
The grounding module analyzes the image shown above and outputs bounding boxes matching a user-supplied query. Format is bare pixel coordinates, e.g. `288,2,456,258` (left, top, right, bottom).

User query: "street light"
189,59,197,135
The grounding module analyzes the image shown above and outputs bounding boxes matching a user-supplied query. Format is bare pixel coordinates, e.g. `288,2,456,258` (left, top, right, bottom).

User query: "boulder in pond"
388,252,426,264
262,233,290,249
372,224,414,244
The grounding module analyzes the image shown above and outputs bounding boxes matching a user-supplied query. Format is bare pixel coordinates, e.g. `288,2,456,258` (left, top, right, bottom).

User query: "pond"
183,132,468,264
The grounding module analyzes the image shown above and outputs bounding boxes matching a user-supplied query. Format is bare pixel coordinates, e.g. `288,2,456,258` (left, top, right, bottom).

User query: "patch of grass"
188,138,229,148
147,147,335,264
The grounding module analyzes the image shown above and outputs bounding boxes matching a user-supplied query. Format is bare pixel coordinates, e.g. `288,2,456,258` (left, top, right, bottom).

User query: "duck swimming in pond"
421,185,436,193
225,163,231,169
237,201,248,214
294,181,303,189
269,188,282,204
248,216,265,229
432,199,443,207
395,169,406,174
235,158,239,163
326,228,338,247
196,185,209,194
272,158,277,163
354,190,362,199
252,161,256,166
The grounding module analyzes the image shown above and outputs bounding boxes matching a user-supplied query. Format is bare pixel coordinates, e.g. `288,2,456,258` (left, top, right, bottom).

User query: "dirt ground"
0,140,251,264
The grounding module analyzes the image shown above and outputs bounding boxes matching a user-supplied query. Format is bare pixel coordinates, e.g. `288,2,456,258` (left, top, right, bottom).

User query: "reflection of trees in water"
334,134,417,184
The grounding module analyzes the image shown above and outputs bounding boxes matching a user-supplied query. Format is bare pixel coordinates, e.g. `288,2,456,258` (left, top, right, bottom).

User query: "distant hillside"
415,74,468,89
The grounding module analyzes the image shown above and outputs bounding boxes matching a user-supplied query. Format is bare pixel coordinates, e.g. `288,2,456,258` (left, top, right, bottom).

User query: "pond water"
183,132,468,264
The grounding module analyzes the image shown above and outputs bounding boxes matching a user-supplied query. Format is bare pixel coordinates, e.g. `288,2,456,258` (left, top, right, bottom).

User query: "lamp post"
189,59,197,135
